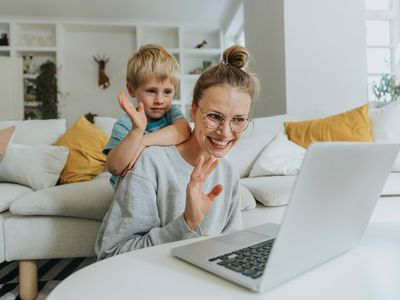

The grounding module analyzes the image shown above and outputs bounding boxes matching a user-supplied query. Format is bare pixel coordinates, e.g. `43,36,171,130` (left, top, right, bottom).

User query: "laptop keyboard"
208,239,275,279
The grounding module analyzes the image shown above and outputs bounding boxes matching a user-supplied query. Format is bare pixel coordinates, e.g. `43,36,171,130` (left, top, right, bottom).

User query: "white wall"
244,0,287,117
244,0,368,117
62,26,136,124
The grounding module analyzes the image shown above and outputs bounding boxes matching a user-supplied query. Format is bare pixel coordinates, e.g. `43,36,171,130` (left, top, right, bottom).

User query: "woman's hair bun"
222,45,249,69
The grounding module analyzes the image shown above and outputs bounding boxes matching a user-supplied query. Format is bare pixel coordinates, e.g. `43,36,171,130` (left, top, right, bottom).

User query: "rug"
0,257,96,300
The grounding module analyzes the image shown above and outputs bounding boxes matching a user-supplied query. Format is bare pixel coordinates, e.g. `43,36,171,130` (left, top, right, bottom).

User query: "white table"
48,222,400,300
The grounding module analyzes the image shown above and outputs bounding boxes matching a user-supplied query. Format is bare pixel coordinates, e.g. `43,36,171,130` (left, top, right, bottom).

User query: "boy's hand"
118,91,147,132
184,156,223,230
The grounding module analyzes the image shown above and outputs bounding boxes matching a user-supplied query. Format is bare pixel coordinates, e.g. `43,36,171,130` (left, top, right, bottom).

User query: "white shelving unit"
0,19,223,122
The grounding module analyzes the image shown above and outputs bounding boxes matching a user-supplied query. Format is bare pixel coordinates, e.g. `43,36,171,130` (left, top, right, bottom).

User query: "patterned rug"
0,257,96,300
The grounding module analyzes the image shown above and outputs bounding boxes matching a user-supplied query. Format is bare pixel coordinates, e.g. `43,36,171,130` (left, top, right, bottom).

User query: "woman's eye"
232,116,246,124
207,113,224,122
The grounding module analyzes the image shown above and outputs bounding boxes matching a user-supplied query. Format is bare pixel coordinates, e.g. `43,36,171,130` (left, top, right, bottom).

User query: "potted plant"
36,61,58,119
372,74,400,107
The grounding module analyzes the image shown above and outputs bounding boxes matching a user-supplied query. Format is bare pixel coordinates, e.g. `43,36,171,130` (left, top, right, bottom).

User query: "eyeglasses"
197,106,250,133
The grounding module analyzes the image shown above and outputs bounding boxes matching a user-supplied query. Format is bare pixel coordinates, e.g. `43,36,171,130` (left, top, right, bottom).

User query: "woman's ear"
191,102,198,120
126,83,135,97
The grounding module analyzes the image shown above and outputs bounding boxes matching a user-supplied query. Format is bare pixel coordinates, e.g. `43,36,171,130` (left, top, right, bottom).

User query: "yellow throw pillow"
284,104,372,148
55,115,108,184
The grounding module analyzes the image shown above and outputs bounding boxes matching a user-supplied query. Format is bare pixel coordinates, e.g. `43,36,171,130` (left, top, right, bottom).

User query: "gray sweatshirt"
95,145,243,260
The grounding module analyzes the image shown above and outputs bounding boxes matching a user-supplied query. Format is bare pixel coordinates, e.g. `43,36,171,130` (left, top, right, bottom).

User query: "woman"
95,45,260,260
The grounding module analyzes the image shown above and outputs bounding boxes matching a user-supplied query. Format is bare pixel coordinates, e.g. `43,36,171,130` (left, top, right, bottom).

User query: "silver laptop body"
172,142,399,292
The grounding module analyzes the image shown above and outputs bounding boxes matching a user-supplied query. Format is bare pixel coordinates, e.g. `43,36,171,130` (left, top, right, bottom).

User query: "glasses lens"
203,110,249,133
205,112,223,128
230,116,249,133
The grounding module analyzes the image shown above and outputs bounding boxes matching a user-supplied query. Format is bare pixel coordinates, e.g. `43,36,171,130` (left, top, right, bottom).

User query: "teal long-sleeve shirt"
95,145,243,260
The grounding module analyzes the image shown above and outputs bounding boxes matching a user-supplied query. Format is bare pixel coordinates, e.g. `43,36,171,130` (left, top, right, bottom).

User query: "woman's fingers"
191,155,204,179
207,184,223,201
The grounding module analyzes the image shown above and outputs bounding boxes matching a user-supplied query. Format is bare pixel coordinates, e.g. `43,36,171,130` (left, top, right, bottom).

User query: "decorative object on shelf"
23,34,36,47
37,36,47,47
189,60,213,75
36,61,58,119
93,54,110,89
372,74,400,107
25,82,37,101
24,110,39,120
189,67,202,75
22,54,37,74
0,33,8,46
203,60,212,70
84,112,98,124
195,40,207,49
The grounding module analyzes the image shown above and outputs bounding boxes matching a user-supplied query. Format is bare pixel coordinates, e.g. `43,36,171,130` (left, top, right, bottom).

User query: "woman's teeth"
209,138,229,147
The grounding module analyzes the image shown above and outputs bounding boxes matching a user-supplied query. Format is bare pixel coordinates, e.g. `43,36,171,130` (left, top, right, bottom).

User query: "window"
365,0,398,100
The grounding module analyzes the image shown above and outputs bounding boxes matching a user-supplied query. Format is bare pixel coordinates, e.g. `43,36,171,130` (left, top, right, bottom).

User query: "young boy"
104,44,191,187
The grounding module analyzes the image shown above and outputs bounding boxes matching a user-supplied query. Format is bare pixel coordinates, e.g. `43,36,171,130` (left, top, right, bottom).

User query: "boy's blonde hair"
126,44,180,90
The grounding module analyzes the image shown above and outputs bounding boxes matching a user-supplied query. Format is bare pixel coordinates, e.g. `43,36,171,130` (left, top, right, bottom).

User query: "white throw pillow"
94,117,117,137
0,119,66,145
227,133,276,178
369,101,400,171
239,185,256,211
0,144,69,190
241,176,296,206
249,133,306,177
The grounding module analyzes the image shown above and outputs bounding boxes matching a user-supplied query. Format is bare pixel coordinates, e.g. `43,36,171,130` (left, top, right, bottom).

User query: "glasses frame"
197,105,250,133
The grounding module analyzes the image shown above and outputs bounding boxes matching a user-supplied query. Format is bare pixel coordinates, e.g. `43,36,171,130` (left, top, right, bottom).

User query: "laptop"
172,142,400,293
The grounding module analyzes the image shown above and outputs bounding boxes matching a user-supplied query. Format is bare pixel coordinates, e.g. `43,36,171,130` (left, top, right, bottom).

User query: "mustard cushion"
55,116,108,184
284,104,372,148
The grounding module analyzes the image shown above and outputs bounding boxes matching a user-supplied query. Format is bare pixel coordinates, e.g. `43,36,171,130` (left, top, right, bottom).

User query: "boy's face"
128,78,175,122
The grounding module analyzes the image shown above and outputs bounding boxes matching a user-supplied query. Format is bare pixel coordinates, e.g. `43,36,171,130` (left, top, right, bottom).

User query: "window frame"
366,0,399,100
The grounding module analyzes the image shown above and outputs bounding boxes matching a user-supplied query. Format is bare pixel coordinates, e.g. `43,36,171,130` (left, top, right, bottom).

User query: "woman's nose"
216,120,232,137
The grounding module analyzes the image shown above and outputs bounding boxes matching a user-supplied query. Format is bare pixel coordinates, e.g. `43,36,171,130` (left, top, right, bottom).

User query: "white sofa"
1,105,400,300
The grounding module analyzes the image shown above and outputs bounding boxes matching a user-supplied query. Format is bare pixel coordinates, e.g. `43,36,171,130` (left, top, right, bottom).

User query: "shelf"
23,73,38,79
15,46,57,53
182,27,221,49
182,49,222,55
183,74,200,80
141,26,179,48
15,23,56,48
0,19,223,121
24,101,41,107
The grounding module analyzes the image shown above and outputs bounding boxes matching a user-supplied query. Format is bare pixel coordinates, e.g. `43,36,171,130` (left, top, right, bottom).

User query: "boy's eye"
146,89,157,94
164,89,173,95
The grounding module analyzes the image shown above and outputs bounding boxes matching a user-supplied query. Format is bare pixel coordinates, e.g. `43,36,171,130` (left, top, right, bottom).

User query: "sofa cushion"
369,100,400,171
284,104,372,148
239,185,256,211
227,133,276,178
249,133,305,177
10,175,114,221
4,215,101,260
228,112,325,178
94,116,117,137
241,176,296,206
0,119,66,145
0,126,15,159
0,144,69,190
0,183,33,213
55,116,109,184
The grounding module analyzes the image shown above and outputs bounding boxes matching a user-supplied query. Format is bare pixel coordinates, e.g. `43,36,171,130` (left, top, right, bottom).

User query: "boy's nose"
154,93,164,104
